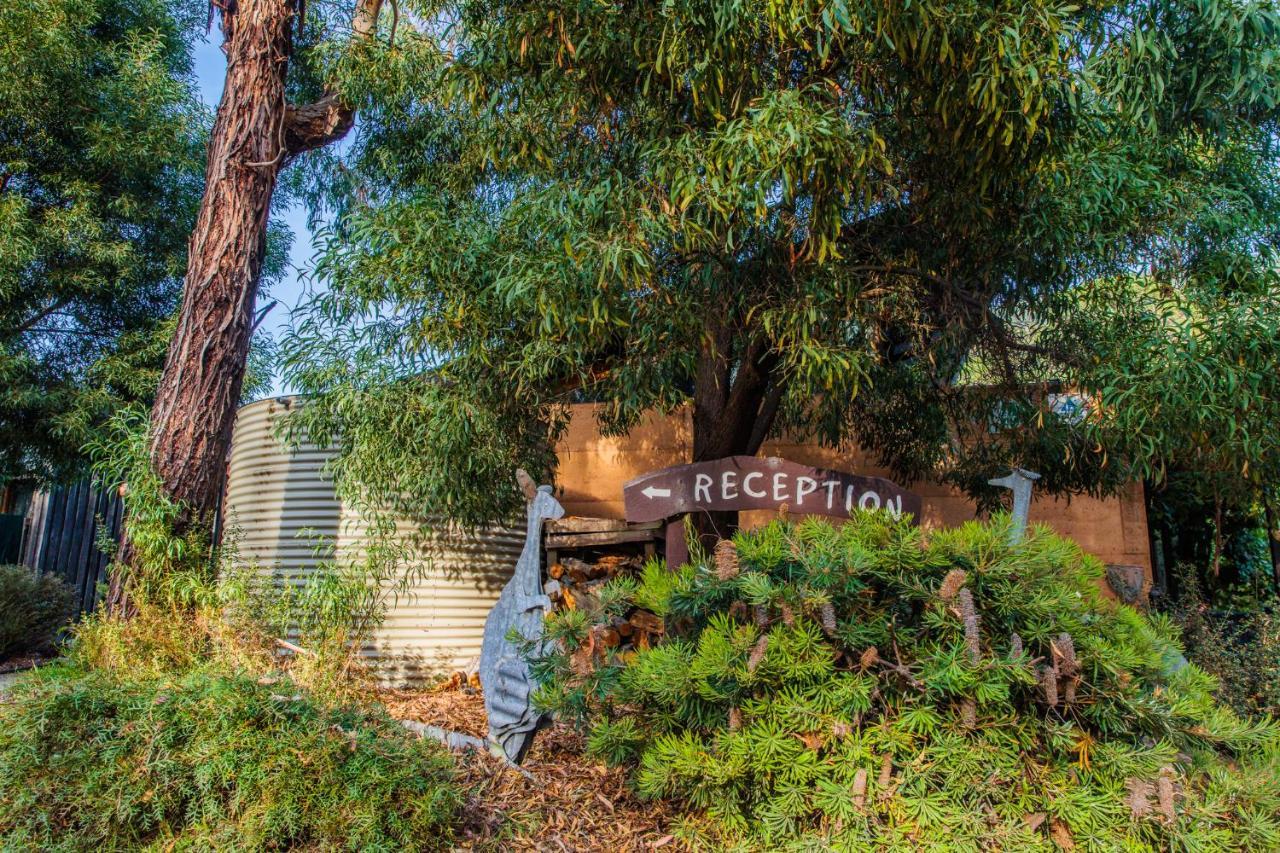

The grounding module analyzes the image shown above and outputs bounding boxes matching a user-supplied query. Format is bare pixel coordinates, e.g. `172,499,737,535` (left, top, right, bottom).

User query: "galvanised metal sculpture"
479,469,564,763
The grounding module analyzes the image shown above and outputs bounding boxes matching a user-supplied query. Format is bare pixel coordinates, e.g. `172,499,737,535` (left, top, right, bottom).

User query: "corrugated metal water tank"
225,396,523,686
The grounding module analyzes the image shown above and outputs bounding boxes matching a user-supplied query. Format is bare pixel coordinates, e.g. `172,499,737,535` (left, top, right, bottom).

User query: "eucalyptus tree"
116,0,400,596
0,0,206,483
284,0,1280,529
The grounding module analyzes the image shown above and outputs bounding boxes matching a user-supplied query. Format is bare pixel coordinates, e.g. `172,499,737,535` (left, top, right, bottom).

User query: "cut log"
629,611,665,634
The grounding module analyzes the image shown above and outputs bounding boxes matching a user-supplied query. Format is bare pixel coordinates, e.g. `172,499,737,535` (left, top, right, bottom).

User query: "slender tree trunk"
108,0,381,613
687,324,783,545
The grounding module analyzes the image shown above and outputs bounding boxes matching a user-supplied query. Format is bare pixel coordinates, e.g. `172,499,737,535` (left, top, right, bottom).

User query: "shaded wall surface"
555,404,1151,574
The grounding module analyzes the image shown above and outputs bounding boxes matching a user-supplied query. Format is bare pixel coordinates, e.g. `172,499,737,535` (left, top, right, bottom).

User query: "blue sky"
192,36,319,398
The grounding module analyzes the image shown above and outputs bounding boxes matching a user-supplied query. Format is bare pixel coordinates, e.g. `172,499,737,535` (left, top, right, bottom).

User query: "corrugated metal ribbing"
225,397,522,686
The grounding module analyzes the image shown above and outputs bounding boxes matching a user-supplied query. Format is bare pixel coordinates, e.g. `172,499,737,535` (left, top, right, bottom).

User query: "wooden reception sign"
623,456,921,525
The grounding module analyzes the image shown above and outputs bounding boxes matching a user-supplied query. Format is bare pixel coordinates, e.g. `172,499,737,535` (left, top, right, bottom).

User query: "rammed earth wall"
554,403,1152,578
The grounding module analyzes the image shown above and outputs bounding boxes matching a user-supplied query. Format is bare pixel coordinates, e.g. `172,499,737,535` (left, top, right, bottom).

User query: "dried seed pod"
728,706,742,732
877,753,894,788
1125,778,1154,819
714,539,740,581
1157,766,1176,823
819,601,837,635
754,603,771,628
957,588,981,664
852,768,868,809
960,698,977,730
1055,632,1078,676
831,720,851,739
1009,633,1024,659
938,569,968,601
747,635,769,672
1063,678,1078,706
860,646,880,670
728,600,748,622
1039,664,1060,707
780,602,796,627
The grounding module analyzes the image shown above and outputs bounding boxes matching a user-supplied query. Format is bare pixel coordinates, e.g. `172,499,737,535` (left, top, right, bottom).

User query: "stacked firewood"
544,555,666,651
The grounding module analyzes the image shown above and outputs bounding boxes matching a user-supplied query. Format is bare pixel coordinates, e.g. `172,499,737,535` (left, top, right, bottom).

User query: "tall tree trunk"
687,324,783,544
108,0,381,613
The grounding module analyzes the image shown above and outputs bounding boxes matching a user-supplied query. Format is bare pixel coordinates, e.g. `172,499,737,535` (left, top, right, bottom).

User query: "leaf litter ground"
380,685,676,851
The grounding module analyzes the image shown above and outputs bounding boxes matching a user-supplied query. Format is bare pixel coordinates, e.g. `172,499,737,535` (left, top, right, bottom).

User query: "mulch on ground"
379,686,678,851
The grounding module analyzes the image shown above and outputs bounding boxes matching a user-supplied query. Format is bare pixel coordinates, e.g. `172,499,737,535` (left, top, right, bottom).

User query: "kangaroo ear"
515,468,538,501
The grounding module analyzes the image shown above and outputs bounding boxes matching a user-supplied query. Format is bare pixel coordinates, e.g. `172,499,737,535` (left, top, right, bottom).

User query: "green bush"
0,565,76,659
533,515,1280,850
1171,568,1280,718
0,663,460,851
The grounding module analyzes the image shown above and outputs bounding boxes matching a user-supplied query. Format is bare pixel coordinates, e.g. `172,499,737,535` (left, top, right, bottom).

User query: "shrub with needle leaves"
532,514,1280,849
0,663,460,850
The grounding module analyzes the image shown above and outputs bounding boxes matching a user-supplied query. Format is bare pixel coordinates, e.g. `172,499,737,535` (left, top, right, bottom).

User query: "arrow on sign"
641,486,672,499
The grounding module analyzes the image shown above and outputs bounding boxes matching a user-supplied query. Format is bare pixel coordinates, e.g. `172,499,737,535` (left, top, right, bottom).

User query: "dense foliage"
0,565,75,659
281,0,1280,527
0,663,460,850
0,0,211,482
1171,564,1280,717
533,515,1280,848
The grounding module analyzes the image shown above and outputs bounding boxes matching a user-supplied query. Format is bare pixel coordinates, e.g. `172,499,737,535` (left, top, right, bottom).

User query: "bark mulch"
379,685,679,852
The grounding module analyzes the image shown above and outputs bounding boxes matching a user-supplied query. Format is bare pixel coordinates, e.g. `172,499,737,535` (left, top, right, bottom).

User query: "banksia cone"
728,706,742,732
754,603,770,628
1055,632,1080,706
1125,778,1154,819
780,602,796,627
938,569,968,601
852,768,869,809
728,600,748,621
1039,664,1060,707
747,635,768,672
960,697,977,730
831,720,851,739
714,539,740,581
957,588,981,664
860,646,880,670
1009,632,1024,660
1157,766,1176,823
1055,632,1078,675
878,753,894,788
819,601,837,635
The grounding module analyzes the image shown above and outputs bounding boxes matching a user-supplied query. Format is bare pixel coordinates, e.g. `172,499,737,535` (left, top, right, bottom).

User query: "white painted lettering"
795,477,818,506
694,473,713,503
721,471,739,500
823,480,840,510
859,491,881,510
743,472,765,498
845,484,856,512
772,472,788,502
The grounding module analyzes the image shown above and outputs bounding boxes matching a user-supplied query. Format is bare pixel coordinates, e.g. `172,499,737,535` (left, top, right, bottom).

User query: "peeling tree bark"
108,0,382,612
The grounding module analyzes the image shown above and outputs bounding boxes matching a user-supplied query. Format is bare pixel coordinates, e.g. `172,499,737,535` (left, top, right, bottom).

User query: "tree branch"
14,297,72,334
283,0,384,155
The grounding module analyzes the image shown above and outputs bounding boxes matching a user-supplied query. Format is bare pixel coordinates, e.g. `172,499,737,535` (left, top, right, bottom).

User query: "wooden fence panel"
19,482,124,614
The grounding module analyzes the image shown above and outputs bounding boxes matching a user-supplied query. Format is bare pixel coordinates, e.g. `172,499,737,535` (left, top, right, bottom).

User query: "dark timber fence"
20,482,125,614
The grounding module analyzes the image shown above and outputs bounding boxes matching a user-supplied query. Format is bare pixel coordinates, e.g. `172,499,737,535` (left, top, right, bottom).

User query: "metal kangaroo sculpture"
479,469,565,763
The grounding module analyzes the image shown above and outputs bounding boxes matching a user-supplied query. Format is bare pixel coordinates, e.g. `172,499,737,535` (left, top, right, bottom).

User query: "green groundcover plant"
0,663,459,851
533,515,1280,850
